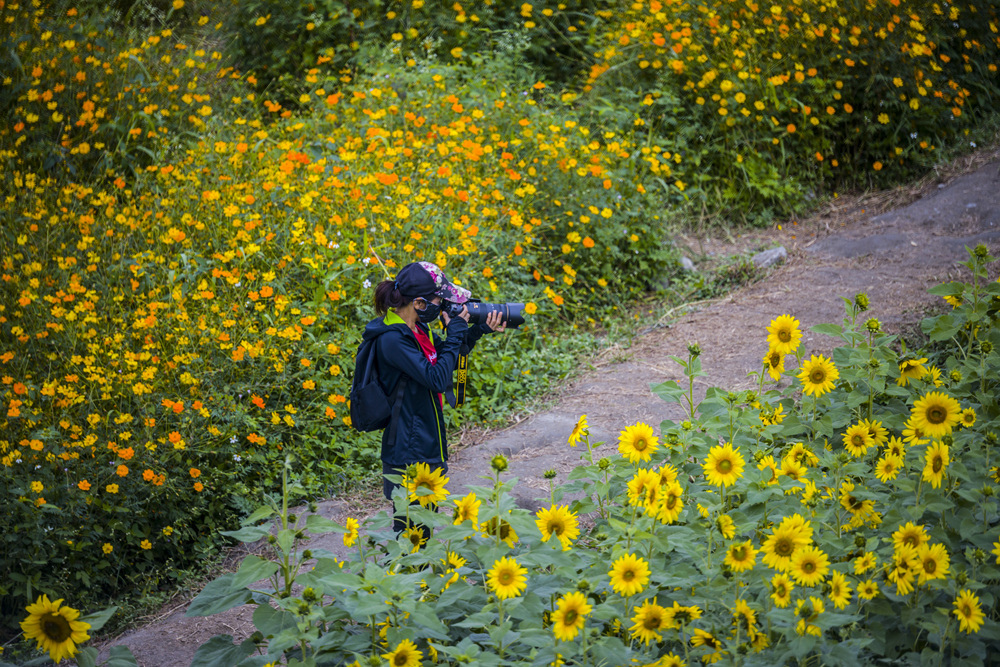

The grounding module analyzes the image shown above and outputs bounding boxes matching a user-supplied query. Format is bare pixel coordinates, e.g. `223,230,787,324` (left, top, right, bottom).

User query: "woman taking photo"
364,261,506,537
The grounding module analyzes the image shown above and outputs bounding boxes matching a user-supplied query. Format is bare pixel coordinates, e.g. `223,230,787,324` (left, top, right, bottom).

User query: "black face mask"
416,300,440,323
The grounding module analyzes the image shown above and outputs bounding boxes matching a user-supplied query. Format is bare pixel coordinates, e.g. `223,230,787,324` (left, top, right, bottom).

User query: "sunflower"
402,526,428,553
551,591,592,641
763,346,785,381
629,599,667,645
884,436,906,459
690,628,723,663
915,542,950,585
536,505,580,550
888,545,918,596
568,414,589,446
759,402,786,426
770,573,794,608
480,517,518,548
856,579,879,600
953,589,985,633
927,366,943,387
786,442,818,467
757,455,779,483
724,540,757,573
608,553,651,596
442,552,466,589
766,314,802,355
655,482,684,524
842,423,874,458
732,599,758,634
487,556,528,599
922,440,949,489
654,653,685,667
627,468,661,506
828,571,852,609
405,463,450,508
896,357,928,386
892,522,929,551
910,391,961,439
861,418,889,447
703,442,745,487
960,407,976,427
874,454,903,483
663,601,702,628
797,355,839,397
343,517,359,547
618,422,659,463
838,481,875,520
717,514,736,539
901,417,929,446
20,595,91,663
382,638,423,667
790,545,829,586
794,596,825,637
452,492,481,526
853,552,876,575
761,514,813,572
657,463,679,487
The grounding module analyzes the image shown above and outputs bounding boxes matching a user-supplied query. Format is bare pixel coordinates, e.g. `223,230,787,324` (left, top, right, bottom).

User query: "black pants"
382,462,447,542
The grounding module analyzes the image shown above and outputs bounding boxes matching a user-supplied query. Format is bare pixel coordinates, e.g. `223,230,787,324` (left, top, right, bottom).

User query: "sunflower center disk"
41,614,72,643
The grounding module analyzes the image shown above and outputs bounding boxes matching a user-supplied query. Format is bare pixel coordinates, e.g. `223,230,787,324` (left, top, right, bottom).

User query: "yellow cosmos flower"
20,595,91,664
766,314,802,355
618,422,659,463
910,391,961,439
798,354,839,397
703,442,745,487
487,556,528,599
608,553,651,596
551,591,591,641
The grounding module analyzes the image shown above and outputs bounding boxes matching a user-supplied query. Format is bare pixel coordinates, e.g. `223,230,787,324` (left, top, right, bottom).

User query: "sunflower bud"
681,420,693,430
981,341,993,354
308,501,318,512
577,579,591,592
367,656,383,667
302,549,312,559
688,342,701,358
867,358,881,370
974,243,989,260
267,534,277,544
544,469,557,479
854,293,869,311
981,485,994,497
865,318,881,333
941,435,954,447
302,587,319,603
598,457,611,470
950,369,963,383
987,432,998,446
250,631,265,643
854,535,866,548
956,571,968,586
491,454,508,473
974,549,986,564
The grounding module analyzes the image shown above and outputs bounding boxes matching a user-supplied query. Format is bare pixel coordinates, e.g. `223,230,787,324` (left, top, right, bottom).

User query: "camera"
443,299,526,328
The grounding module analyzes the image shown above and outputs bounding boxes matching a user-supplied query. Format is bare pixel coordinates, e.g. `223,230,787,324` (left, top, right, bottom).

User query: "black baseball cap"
395,262,471,304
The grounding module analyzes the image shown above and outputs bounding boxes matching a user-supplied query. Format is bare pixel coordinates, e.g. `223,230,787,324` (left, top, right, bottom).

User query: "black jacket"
363,311,489,467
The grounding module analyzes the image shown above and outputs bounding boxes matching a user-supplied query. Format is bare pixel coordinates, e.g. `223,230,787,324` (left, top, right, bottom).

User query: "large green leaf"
230,555,280,590
188,635,256,667
186,574,251,617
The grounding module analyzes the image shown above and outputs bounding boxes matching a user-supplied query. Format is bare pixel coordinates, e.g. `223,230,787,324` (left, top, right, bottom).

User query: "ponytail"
373,279,412,316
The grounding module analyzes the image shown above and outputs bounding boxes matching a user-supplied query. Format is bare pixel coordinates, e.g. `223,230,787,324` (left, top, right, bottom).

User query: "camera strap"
452,343,470,409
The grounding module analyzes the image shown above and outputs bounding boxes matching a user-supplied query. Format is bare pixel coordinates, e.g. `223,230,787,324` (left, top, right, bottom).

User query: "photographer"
365,261,507,536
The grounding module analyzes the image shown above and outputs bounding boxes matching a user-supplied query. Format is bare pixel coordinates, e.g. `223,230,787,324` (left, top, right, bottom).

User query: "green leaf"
221,526,271,543
79,606,117,633
304,514,343,534
231,555,280,590
188,635,256,667
75,647,99,667
651,379,684,403
252,601,297,638
245,505,276,524
408,603,450,640
185,574,250,617
104,645,141,667
812,322,844,338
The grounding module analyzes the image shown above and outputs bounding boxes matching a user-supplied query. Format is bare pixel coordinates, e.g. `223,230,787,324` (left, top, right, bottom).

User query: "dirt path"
99,152,1000,666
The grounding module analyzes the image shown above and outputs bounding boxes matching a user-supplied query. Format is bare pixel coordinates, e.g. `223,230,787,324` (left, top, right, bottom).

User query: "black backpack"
349,334,408,434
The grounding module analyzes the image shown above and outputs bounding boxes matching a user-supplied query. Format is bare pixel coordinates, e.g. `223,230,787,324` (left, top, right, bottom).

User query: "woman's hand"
442,305,470,326
484,310,507,334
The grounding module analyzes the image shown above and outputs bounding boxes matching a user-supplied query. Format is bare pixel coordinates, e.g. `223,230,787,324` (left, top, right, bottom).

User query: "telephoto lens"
444,300,526,328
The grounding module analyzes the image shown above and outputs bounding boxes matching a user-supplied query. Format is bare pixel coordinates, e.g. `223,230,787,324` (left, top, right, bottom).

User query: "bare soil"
97,149,1000,666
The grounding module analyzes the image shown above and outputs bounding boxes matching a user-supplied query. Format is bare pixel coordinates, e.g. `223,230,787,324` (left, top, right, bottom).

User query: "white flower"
363,257,370,264
363,279,372,289
233,454,242,462
971,141,977,148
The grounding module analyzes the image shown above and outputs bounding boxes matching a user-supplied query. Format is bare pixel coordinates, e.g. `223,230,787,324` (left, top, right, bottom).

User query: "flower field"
1,0,1000,652
189,251,1000,666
